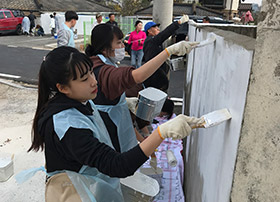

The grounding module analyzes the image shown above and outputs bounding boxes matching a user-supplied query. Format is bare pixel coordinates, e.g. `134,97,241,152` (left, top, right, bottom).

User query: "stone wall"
231,0,280,201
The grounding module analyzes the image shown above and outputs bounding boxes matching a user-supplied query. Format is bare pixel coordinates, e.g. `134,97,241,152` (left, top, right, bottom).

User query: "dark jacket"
106,20,118,27
28,13,36,27
143,21,180,91
38,93,148,177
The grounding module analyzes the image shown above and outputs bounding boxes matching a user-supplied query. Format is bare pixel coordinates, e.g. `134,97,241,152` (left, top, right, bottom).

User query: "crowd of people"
21,11,45,36
17,11,205,201
21,11,62,37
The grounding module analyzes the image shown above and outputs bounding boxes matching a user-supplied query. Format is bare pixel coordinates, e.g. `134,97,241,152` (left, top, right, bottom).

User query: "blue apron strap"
15,166,46,184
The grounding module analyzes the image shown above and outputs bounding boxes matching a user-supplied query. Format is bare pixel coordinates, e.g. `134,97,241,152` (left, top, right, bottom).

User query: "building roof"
0,0,40,11
135,3,223,18
40,0,113,12
0,0,113,12
238,3,252,11
196,5,223,17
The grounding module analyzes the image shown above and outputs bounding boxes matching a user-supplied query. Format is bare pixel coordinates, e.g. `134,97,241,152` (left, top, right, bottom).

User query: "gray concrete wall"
231,0,280,201
190,22,257,38
183,26,255,202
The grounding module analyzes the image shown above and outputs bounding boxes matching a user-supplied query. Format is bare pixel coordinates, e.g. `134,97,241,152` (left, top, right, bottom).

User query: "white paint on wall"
184,25,254,202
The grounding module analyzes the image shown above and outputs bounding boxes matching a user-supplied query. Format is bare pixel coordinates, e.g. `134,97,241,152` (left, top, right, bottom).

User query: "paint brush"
192,108,232,129
195,34,216,48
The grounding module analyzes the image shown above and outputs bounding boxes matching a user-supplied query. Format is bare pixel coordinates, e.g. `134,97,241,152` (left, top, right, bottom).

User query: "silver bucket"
120,171,160,202
136,87,167,121
169,56,185,71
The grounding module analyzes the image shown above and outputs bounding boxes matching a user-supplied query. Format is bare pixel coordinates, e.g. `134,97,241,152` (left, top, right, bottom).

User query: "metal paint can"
136,87,167,121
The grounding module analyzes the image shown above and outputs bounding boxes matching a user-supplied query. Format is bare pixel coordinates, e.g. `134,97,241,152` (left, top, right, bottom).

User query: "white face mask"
114,47,125,61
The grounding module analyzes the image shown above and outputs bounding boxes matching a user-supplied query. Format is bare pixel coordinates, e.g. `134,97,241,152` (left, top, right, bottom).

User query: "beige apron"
45,172,82,202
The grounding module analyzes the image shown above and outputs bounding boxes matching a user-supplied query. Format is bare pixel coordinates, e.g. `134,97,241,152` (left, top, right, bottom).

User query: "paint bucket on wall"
120,171,160,202
136,87,167,122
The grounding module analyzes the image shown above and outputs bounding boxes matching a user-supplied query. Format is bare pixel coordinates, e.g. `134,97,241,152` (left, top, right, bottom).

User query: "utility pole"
152,0,173,30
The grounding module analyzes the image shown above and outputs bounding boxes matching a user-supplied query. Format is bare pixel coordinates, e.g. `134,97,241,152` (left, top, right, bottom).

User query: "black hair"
134,20,142,27
203,16,210,22
50,14,53,18
65,11,78,22
28,46,93,152
161,99,174,120
85,23,123,57
109,13,115,18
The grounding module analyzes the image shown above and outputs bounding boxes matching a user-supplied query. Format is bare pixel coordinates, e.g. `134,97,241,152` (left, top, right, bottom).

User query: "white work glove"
157,114,204,140
165,41,199,57
179,15,189,24
150,156,157,170
126,97,138,114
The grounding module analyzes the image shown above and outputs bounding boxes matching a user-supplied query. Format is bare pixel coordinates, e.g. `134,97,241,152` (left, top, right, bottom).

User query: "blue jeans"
131,49,144,68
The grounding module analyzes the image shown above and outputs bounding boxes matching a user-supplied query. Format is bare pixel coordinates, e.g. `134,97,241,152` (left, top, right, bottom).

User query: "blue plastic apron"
95,54,138,152
62,101,123,201
16,101,124,202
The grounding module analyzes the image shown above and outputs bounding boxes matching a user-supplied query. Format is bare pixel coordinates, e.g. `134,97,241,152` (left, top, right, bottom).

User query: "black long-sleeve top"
143,21,180,91
39,94,148,178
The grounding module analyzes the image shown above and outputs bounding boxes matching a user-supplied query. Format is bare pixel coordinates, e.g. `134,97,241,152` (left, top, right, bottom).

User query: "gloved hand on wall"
157,114,204,140
165,41,199,57
179,15,189,24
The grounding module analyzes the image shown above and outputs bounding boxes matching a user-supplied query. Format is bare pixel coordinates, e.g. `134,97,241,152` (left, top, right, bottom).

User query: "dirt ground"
0,81,44,202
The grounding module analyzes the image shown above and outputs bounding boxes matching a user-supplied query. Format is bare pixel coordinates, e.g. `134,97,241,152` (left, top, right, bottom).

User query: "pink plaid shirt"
127,30,146,51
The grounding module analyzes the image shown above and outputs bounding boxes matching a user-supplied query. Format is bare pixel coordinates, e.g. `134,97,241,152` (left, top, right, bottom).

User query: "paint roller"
192,108,232,129
166,150,177,167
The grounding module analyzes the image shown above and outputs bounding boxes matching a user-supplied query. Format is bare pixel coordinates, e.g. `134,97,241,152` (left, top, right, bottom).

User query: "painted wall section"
183,26,255,202
231,0,280,201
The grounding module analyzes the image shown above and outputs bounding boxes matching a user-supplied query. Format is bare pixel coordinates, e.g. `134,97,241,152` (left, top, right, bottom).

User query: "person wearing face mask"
124,20,146,68
85,23,199,154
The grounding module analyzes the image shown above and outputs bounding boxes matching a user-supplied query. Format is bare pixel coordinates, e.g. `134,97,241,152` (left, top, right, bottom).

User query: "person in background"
57,11,78,48
27,46,195,201
241,10,254,25
53,12,59,33
106,13,118,27
85,24,199,155
143,15,189,92
22,15,30,35
124,20,146,68
35,24,44,36
203,16,210,23
28,11,36,34
151,98,185,185
92,13,103,29
49,14,55,36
